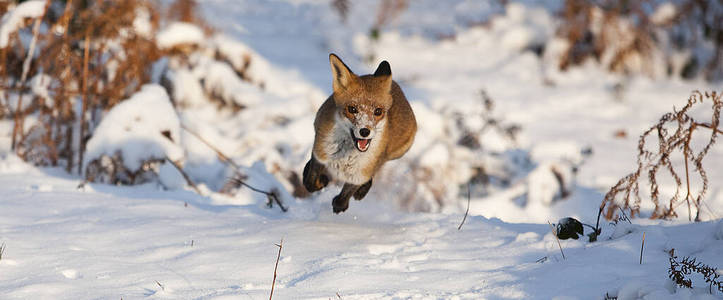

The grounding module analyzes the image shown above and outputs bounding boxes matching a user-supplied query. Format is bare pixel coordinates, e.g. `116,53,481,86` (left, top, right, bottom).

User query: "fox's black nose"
359,128,370,137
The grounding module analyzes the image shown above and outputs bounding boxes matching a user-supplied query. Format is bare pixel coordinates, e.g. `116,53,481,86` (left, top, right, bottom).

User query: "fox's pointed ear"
374,60,392,91
374,61,391,77
329,53,355,93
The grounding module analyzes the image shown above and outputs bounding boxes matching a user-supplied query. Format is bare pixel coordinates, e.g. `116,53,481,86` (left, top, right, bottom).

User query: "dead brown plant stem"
0,49,6,108
231,177,288,212
269,239,283,300
182,125,287,212
694,122,723,135
683,123,694,221
180,124,240,170
0,84,104,97
640,232,646,264
165,156,201,195
457,183,470,230
12,1,49,151
78,30,90,174
59,0,73,32
601,91,721,222
548,221,565,259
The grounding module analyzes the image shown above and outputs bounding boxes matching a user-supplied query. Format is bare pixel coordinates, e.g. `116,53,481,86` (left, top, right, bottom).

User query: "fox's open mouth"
350,129,371,152
355,138,371,152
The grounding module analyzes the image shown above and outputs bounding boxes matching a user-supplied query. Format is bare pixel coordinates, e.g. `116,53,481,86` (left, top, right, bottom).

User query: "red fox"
303,54,417,213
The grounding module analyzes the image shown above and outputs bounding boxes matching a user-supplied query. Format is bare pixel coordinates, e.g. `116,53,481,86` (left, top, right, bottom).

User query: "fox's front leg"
332,183,360,213
303,155,330,193
353,178,372,200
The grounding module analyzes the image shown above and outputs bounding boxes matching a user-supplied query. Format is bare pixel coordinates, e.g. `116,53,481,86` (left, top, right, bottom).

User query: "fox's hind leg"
353,178,372,200
332,183,359,213
303,155,330,193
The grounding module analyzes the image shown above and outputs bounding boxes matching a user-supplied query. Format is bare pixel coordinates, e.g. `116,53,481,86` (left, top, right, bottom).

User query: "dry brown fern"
598,91,722,225
4,0,163,171
557,0,722,80
668,249,723,294
166,0,213,34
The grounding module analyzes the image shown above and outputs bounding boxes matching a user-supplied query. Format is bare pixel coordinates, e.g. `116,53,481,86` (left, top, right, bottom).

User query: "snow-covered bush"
1,0,163,170
0,1,46,49
161,30,320,112
157,22,205,50
372,90,584,212
601,91,722,221
554,0,722,81
490,2,554,54
83,85,183,186
0,0,279,180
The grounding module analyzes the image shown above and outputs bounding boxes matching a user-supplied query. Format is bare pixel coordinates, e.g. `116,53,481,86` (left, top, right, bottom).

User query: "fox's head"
328,53,393,153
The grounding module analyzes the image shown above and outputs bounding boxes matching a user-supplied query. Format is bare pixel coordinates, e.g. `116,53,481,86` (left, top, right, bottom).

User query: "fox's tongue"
357,139,369,151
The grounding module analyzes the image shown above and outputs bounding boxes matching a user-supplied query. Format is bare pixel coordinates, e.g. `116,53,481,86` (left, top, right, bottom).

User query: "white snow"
0,166,720,299
194,57,265,107
29,72,53,107
493,3,554,52
83,84,183,172
651,2,677,25
165,68,207,108
0,0,45,48
156,22,205,49
132,6,154,39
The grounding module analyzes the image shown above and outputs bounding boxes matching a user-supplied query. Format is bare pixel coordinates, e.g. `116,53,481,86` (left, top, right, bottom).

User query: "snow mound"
156,22,204,49
132,6,154,39
0,0,46,48
527,160,574,206
491,3,554,52
213,34,325,105
165,68,206,108
193,57,265,108
83,84,182,174
650,2,677,25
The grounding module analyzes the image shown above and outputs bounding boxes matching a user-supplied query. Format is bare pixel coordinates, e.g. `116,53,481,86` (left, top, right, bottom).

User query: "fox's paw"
353,179,372,200
332,195,349,214
303,159,329,193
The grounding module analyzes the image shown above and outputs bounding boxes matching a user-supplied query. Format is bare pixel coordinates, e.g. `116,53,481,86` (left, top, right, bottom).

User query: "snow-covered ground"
2,160,722,299
1,0,722,299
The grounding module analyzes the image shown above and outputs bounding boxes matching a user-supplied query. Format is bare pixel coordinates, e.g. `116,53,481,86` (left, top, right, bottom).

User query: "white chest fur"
317,115,384,185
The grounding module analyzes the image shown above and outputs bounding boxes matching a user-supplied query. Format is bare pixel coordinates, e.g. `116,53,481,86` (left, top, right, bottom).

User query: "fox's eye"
347,106,358,114
374,108,383,116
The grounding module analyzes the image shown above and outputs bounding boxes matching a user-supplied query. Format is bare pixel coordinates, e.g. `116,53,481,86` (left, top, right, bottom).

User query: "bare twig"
78,30,91,174
548,221,565,259
155,280,165,291
269,239,283,300
639,232,646,264
181,124,239,169
11,0,50,151
458,183,470,230
229,176,287,212
182,125,287,212
165,156,201,195
0,242,5,261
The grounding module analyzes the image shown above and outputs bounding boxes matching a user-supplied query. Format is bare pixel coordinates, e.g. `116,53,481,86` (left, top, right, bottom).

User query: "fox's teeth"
356,139,370,152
